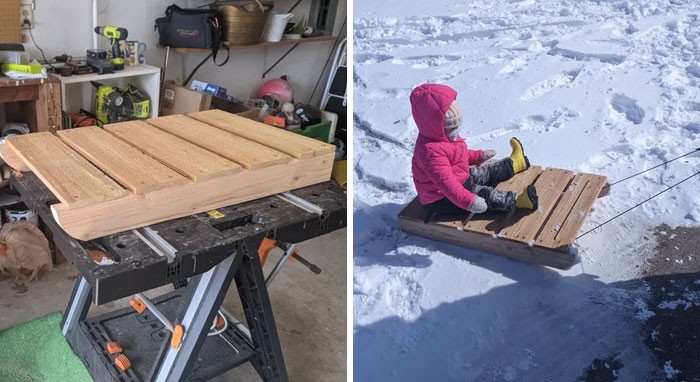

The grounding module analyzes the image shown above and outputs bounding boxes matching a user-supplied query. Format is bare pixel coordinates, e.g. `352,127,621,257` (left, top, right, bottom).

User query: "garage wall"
20,0,346,108
177,0,347,105
20,0,181,72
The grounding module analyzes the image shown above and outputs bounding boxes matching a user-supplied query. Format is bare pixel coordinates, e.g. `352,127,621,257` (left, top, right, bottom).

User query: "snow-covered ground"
353,1,700,380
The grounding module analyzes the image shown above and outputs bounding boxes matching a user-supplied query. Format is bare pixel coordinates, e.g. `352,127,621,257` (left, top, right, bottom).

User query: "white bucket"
4,204,39,226
260,13,293,42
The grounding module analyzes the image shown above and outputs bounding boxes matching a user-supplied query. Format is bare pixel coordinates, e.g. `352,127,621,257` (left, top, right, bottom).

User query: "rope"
576,169,700,239
602,147,699,188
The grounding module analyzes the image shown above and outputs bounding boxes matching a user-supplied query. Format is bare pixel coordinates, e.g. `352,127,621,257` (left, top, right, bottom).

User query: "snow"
354,0,700,380
664,361,681,379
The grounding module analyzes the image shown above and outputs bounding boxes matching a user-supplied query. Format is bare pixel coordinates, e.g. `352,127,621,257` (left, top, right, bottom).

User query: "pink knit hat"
444,101,462,130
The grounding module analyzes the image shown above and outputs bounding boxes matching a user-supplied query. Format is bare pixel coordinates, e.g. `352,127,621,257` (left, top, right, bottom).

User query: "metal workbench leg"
61,276,92,336
149,238,258,382
236,243,288,382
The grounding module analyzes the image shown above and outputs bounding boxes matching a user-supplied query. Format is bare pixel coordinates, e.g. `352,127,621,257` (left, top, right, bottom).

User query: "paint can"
3,203,39,226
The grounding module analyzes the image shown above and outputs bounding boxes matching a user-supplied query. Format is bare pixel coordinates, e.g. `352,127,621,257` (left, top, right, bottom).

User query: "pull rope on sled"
577,168,700,239
601,147,700,189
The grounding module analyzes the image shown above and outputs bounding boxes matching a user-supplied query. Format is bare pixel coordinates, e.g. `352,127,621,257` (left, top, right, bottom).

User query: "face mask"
445,127,460,140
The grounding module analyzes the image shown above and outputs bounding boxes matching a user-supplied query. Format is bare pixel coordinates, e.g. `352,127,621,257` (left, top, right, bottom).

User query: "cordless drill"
94,26,128,70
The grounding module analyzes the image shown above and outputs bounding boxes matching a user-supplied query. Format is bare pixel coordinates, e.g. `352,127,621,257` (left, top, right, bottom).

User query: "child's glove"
482,150,496,161
467,197,487,213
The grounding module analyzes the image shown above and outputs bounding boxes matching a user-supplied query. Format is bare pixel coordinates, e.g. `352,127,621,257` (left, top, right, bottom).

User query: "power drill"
94,26,128,70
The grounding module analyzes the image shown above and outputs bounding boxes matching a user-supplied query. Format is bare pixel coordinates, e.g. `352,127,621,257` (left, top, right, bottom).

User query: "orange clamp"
129,296,146,314
114,354,131,372
171,324,185,350
257,238,277,267
106,342,123,355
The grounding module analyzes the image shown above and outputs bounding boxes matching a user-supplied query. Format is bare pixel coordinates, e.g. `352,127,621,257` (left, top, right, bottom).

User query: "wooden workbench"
0,74,63,133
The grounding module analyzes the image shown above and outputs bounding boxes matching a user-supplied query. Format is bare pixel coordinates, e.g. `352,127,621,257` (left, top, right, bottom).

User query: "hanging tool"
94,26,128,70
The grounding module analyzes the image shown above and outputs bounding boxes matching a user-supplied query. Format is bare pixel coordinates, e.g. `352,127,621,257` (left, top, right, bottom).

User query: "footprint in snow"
520,68,582,101
383,272,424,321
609,94,645,125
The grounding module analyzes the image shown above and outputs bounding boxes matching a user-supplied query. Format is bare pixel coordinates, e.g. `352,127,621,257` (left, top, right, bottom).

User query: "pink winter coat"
410,84,484,210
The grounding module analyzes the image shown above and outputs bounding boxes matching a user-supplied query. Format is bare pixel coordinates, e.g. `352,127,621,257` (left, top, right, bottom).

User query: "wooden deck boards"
188,109,335,159
105,121,243,182
148,115,293,170
398,166,607,269
536,173,607,249
58,126,188,194
498,168,574,243
5,111,334,240
6,132,126,208
463,165,543,235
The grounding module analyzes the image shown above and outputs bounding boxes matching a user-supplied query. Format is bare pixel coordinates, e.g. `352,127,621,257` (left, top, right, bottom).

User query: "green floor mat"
0,312,91,382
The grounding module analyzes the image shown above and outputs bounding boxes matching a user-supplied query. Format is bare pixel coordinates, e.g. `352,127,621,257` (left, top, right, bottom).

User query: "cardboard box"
161,82,212,116
210,96,261,121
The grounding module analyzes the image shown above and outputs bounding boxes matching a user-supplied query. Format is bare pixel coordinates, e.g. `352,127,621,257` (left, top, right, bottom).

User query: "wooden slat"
51,152,335,241
498,168,575,243
105,121,243,182
0,142,29,171
399,215,576,269
148,115,293,170
536,173,608,248
188,109,336,158
464,166,543,235
58,126,188,194
6,133,126,208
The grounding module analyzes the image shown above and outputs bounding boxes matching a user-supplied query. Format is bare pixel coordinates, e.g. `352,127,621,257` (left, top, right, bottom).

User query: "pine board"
498,168,574,242
6,133,126,208
58,126,188,194
188,109,336,159
52,152,335,240
104,121,243,182
148,115,293,170
463,165,543,235
536,173,607,249
400,217,576,269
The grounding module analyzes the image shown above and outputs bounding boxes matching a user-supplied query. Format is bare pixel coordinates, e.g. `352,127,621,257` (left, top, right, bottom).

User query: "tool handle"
291,252,321,274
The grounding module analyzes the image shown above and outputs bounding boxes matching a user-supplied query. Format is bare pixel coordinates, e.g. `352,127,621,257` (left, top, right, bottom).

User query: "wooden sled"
2,110,335,241
398,166,607,269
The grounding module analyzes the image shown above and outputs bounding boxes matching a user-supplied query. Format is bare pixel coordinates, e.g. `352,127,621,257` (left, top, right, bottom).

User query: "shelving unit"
170,36,337,54
59,65,161,119
160,35,338,94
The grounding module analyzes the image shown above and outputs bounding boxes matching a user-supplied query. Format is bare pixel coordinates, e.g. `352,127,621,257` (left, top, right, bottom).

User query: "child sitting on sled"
410,83,538,215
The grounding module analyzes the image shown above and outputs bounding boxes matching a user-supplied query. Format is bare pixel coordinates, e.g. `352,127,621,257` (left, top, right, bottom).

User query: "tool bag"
155,5,229,65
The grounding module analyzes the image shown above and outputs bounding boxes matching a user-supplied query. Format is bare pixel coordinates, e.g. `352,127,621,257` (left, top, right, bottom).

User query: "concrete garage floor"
0,228,347,382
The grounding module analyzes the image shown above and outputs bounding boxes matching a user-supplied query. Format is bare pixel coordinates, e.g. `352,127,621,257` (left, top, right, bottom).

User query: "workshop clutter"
91,81,151,126
218,1,273,45
161,80,260,119
0,221,52,282
156,5,221,50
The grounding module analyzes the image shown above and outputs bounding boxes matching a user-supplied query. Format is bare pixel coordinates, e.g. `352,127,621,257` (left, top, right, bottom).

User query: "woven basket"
219,3,271,45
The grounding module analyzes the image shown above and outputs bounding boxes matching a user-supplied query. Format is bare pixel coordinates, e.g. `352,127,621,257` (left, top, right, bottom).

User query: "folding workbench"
12,172,346,382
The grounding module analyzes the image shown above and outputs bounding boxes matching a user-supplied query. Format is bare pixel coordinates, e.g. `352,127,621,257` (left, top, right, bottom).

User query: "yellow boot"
510,137,530,174
516,185,538,210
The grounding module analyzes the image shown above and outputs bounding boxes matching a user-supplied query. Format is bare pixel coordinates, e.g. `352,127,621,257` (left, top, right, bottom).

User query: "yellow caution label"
207,209,225,219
